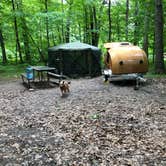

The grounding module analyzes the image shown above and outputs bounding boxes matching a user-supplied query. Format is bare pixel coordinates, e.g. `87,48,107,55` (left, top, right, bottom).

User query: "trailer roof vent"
120,42,130,46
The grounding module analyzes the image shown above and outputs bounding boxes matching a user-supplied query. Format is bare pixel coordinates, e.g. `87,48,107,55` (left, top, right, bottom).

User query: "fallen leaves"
0,77,165,165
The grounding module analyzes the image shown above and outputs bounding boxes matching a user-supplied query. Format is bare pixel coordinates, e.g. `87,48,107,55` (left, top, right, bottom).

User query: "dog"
59,80,71,96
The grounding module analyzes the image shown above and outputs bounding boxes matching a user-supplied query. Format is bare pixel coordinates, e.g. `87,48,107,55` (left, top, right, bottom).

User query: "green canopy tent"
48,42,101,77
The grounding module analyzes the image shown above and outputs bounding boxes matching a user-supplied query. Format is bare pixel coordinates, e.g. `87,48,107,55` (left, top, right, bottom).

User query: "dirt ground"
0,77,166,166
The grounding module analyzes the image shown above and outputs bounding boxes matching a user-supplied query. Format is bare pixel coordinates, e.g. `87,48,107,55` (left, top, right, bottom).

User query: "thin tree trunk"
45,0,50,48
143,2,150,57
57,26,62,43
0,28,7,64
133,1,139,45
92,6,98,46
116,12,120,41
11,0,23,63
29,34,45,63
61,0,65,43
154,0,165,73
89,6,93,45
18,0,31,63
153,32,155,64
65,19,70,43
15,43,18,64
108,0,111,41
39,18,43,53
51,30,56,46
22,21,31,63
78,23,82,41
65,0,73,43
89,5,99,46
125,0,129,41
83,5,89,43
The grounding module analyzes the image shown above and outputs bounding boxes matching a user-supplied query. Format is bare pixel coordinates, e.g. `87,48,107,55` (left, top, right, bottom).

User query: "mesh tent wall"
48,42,101,77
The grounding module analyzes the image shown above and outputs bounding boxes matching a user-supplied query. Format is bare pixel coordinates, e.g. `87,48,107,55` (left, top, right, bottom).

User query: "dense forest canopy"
0,0,165,73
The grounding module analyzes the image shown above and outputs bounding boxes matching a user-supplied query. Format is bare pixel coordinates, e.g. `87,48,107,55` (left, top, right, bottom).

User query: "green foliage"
0,64,28,80
146,55,166,77
0,62,45,80
0,0,165,76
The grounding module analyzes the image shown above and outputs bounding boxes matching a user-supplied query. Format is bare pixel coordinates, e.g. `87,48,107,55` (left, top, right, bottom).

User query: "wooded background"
0,0,165,73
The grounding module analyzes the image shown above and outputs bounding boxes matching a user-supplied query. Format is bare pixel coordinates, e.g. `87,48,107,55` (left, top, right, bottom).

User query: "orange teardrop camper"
104,42,148,74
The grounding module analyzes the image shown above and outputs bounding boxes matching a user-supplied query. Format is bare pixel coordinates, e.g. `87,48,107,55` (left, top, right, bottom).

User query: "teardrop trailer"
103,42,148,89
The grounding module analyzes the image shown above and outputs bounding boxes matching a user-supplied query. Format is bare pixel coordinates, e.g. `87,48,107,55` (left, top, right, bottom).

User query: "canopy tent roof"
48,41,100,51
48,41,101,77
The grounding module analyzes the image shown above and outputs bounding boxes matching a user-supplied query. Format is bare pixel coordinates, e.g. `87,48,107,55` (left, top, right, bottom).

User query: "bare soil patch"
0,77,166,165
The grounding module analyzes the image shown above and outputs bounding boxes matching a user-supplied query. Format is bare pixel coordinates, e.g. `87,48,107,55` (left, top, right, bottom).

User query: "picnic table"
21,66,67,89
31,66,56,81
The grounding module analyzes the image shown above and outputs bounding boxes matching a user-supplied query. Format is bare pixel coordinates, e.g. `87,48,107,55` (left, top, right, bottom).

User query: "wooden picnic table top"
31,66,56,72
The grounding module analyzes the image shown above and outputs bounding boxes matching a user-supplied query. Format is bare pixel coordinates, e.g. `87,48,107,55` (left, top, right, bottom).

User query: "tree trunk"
39,18,43,55
89,5,99,46
11,0,23,63
133,1,139,45
143,2,150,57
65,0,73,43
92,6,99,46
18,0,31,63
61,0,65,43
153,32,155,64
45,0,50,48
116,12,120,41
154,0,165,73
89,6,94,45
83,5,90,44
0,27,7,64
22,21,31,63
65,20,70,43
125,0,129,41
28,34,45,63
108,0,111,41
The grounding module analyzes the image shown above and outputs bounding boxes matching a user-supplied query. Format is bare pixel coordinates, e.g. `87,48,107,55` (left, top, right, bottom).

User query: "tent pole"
88,49,92,77
60,50,63,75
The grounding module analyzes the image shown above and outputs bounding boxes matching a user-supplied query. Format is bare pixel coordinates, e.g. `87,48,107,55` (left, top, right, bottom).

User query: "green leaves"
0,0,165,68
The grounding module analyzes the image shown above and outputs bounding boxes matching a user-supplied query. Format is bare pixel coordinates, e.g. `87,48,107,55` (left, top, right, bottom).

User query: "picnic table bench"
47,72,67,84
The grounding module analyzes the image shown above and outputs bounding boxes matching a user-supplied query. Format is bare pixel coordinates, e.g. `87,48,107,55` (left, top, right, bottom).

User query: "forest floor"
0,76,166,165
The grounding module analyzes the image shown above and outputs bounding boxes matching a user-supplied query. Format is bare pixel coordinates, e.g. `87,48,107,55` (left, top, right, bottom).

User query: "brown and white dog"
59,80,71,96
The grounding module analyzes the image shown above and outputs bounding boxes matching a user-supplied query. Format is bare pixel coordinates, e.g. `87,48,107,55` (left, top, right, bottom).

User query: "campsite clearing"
0,77,166,165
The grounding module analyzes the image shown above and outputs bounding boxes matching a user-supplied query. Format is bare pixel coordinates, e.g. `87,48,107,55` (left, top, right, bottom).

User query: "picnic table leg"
38,71,45,81
21,75,25,83
32,69,35,82
41,72,44,81
27,79,31,89
47,72,50,83
37,71,41,81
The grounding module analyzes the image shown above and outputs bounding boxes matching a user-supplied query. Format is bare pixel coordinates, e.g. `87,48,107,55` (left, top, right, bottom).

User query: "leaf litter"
0,77,166,165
